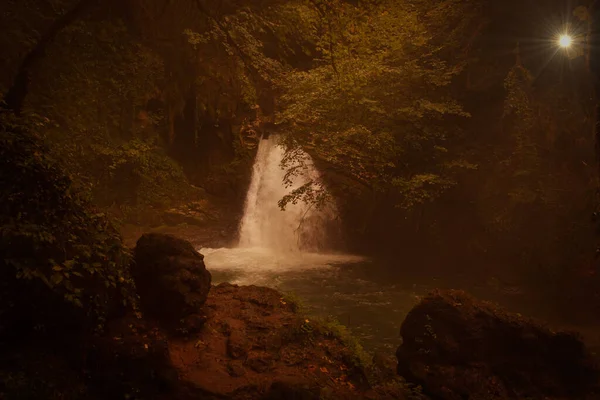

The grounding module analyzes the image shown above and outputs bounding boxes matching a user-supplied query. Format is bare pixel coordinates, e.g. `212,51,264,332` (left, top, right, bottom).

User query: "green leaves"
275,0,479,208
51,273,64,285
0,110,137,324
573,5,590,22
392,174,456,209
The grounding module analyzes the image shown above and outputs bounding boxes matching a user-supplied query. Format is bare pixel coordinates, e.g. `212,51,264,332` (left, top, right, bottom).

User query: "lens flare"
558,34,572,48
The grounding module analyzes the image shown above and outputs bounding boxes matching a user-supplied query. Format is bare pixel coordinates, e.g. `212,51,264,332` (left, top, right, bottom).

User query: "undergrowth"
0,110,138,332
280,291,305,313
290,307,428,399
312,317,373,371
291,314,373,371
0,349,90,400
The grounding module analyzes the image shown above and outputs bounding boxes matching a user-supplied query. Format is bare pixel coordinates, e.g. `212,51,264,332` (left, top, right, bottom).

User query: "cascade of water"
238,136,333,252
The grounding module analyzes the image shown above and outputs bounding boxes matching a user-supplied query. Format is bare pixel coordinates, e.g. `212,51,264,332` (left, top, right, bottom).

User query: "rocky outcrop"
162,200,218,227
132,233,211,331
396,289,599,399
168,283,413,400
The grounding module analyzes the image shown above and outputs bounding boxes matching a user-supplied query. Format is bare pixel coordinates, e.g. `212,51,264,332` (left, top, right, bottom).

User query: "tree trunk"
591,2,600,178
3,0,97,114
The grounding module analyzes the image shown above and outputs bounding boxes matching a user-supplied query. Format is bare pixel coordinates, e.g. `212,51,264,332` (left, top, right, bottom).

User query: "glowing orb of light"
558,34,573,48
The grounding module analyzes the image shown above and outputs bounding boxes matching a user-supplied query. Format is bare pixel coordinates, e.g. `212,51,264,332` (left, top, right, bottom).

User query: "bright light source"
558,34,572,48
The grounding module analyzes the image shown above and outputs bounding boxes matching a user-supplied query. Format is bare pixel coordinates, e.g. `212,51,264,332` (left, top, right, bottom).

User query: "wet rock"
170,283,414,400
228,330,250,359
132,233,211,329
264,379,320,400
227,360,246,377
233,285,283,309
183,313,208,334
162,201,217,227
215,282,239,294
245,351,274,373
163,209,206,226
396,289,600,399
370,351,398,383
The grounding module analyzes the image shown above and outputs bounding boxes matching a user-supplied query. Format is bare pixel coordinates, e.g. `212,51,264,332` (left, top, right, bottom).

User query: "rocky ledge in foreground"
129,233,415,400
130,234,600,400
397,289,600,400
170,283,411,399
12,231,597,399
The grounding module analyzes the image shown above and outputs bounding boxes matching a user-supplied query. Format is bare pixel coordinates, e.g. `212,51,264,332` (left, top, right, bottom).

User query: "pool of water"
200,247,448,352
200,246,600,357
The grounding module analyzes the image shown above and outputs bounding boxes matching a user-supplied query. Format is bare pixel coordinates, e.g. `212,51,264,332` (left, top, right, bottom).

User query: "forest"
1,0,600,399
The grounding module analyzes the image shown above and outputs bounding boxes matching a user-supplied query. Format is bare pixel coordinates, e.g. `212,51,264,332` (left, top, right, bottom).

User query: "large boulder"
132,233,211,330
396,289,599,399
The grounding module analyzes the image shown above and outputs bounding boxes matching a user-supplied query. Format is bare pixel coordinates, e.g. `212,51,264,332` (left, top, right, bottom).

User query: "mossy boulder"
396,289,599,399
132,233,211,331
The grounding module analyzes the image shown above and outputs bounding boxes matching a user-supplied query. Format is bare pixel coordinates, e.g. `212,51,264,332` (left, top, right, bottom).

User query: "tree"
276,0,482,211
2,0,98,114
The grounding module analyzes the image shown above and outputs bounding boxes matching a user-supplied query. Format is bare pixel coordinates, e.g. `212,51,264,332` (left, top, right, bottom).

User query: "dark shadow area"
2,0,600,399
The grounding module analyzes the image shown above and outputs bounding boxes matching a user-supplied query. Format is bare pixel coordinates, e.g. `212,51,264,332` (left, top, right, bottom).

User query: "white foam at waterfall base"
199,136,364,285
200,247,365,285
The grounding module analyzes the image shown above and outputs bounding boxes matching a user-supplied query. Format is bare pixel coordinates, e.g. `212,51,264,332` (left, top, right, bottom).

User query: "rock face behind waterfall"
396,289,599,399
133,233,211,330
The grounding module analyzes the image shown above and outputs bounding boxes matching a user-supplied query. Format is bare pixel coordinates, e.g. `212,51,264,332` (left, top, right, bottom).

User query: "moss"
278,292,371,371
373,378,429,400
280,291,305,313
311,316,373,370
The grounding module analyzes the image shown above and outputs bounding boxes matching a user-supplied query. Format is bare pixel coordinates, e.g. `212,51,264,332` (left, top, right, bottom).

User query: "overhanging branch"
193,0,265,85
3,0,98,114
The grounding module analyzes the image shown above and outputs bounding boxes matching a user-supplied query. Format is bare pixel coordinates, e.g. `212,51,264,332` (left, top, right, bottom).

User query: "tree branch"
3,0,98,114
308,0,340,81
193,0,263,84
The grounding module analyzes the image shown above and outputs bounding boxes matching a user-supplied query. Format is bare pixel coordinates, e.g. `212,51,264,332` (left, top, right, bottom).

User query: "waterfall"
199,135,363,286
238,136,334,253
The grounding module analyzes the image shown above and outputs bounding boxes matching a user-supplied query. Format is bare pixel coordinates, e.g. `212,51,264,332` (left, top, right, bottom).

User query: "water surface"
202,247,428,352
200,246,592,353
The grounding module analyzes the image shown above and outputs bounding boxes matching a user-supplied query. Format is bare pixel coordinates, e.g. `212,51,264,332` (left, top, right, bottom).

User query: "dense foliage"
0,111,137,333
1,0,598,310
3,1,599,398
278,0,480,208
1,1,208,223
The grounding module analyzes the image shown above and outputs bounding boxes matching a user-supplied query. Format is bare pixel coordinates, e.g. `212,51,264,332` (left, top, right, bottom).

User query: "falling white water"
199,135,364,285
238,136,331,253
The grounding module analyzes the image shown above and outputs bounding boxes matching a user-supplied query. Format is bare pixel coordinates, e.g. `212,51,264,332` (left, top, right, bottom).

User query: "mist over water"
200,135,363,284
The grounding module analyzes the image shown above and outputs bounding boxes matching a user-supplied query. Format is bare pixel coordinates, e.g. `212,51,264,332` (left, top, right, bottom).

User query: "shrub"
0,110,137,334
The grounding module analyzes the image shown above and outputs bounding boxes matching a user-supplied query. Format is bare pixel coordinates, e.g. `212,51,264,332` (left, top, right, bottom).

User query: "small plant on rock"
312,317,373,371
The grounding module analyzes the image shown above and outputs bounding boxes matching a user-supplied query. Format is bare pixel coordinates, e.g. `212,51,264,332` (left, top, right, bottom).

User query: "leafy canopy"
275,0,481,209
0,110,137,327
